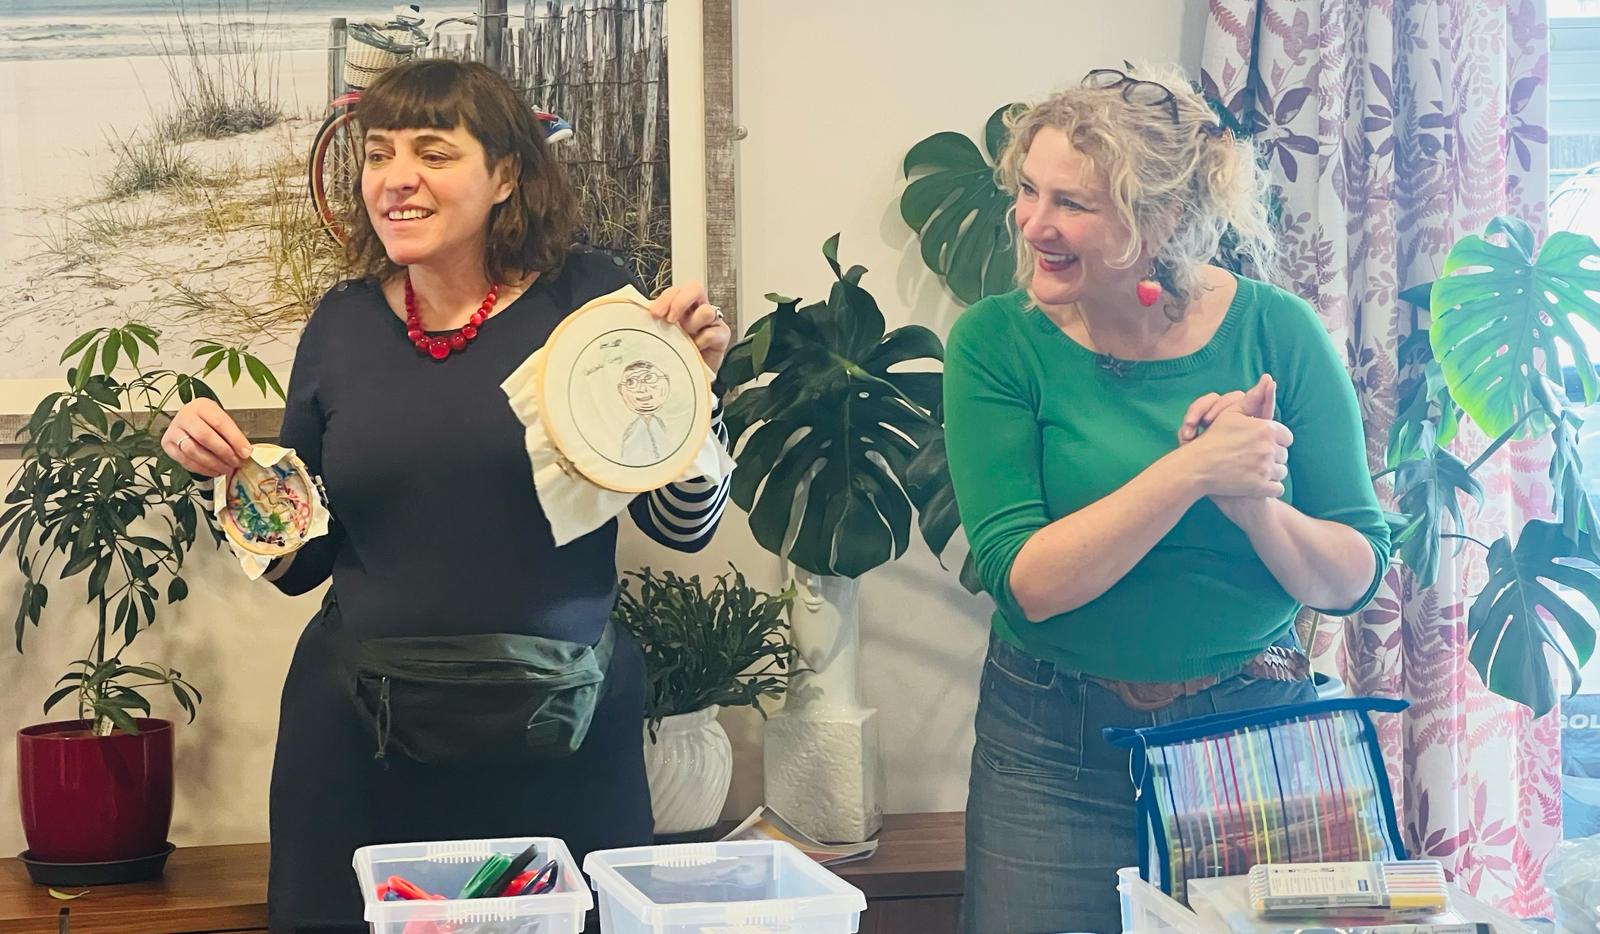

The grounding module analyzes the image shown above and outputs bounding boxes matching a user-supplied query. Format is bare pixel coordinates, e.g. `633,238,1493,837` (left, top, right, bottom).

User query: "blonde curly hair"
996,62,1276,314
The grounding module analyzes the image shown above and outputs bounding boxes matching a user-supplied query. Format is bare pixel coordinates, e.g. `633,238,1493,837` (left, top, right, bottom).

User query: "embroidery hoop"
219,448,320,557
537,288,712,494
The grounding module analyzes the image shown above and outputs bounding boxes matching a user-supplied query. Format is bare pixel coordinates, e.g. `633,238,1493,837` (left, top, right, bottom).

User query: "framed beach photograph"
0,0,735,451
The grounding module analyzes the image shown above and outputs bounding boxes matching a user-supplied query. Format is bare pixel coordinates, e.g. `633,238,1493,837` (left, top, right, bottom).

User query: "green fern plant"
611,566,799,740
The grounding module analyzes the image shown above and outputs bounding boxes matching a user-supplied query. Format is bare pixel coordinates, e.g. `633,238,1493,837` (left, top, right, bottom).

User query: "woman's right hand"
1179,409,1293,499
161,399,252,478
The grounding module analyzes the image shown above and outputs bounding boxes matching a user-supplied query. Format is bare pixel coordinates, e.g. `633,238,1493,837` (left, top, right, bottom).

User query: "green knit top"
942,275,1390,682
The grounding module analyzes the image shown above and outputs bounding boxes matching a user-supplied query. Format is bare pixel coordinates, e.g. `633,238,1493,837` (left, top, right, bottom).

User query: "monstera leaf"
1384,440,1482,588
901,104,1021,304
1546,398,1600,552
1386,330,1462,468
1381,219,1600,716
904,437,982,594
1468,520,1600,719
1431,217,1600,437
719,235,951,579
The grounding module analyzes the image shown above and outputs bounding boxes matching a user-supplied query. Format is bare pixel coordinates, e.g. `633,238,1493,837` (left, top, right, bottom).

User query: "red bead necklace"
404,273,499,361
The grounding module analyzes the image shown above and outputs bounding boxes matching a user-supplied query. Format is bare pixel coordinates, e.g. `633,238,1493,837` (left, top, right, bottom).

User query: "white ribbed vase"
642,705,733,835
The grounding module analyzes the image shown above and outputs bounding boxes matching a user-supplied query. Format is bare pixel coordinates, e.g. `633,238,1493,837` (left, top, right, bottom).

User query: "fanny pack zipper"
374,675,392,769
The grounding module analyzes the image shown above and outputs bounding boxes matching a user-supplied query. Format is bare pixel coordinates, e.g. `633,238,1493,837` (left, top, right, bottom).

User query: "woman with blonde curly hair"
943,64,1390,932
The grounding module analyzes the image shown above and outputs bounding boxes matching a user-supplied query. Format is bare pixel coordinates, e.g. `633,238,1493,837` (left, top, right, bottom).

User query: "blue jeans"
961,633,1317,934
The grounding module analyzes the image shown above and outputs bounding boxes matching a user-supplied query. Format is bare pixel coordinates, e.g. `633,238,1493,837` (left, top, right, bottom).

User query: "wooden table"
0,844,274,934
844,812,964,934
0,813,964,934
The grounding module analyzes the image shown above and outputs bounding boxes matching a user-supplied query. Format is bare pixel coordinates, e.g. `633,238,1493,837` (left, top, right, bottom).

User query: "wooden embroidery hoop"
220,449,320,557
537,287,712,494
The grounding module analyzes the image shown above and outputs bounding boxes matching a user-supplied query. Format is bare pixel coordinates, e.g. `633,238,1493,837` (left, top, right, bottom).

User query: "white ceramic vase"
642,705,733,836
762,571,884,843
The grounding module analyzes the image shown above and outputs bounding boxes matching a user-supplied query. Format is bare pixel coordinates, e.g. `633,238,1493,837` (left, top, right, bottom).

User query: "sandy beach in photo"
0,50,331,382
0,0,648,391
0,1,470,384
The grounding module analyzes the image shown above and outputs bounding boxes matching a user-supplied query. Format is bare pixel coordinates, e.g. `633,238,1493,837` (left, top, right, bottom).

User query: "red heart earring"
1136,265,1162,307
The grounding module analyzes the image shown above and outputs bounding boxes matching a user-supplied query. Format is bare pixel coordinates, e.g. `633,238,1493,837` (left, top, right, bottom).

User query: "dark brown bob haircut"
345,58,578,285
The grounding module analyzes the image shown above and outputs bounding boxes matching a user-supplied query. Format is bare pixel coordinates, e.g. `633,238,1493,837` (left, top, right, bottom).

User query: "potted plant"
611,565,798,840
3,324,281,883
1381,216,1600,718
715,234,965,842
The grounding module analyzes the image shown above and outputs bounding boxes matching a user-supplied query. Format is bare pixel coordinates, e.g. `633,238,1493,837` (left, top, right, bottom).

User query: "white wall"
0,0,1207,856
720,0,1208,815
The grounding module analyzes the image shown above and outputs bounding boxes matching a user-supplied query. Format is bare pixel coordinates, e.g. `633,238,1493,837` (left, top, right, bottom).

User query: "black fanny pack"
323,597,615,767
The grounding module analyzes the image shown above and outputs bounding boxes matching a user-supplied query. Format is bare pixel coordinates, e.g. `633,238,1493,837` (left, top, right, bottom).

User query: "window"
1552,1,1600,844
1551,8,1600,386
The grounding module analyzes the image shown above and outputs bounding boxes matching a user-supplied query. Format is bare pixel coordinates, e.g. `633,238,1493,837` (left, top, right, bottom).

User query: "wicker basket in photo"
344,22,420,90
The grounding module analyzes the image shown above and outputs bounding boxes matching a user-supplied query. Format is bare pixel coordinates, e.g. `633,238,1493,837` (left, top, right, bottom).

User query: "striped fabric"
627,396,730,553
1110,699,1407,903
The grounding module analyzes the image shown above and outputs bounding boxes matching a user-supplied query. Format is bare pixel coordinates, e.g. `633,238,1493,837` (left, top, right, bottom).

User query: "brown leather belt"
1086,644,1311,712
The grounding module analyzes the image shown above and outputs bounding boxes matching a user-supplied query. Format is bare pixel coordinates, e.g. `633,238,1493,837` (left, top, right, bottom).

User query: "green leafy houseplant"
901,104,1020,305
3,324,284,736
1386,216,1600,718
611,566,800,739
716,235,969,583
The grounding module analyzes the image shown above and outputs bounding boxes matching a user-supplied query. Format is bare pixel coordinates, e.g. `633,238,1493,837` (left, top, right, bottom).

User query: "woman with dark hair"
162,59,731,931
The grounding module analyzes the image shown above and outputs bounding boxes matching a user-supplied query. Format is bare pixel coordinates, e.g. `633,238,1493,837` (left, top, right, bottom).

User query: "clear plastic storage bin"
582,839,867,934
352,836,592,934
1117,867,1540,934
1118,867,1224,933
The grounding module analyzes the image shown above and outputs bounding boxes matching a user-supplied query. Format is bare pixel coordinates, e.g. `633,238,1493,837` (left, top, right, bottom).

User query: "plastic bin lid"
583,840,866,926
352,836,593,923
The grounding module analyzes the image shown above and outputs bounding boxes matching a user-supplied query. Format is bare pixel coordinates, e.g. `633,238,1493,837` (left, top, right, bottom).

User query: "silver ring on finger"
176,433,189,453
710,305,724,321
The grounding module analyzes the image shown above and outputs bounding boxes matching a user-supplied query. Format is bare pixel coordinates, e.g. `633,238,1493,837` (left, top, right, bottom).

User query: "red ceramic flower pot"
17,718,174,862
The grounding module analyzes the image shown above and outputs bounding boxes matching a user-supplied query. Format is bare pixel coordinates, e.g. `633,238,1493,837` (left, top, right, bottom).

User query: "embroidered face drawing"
618,360,671,413
567,327,697,470
617,359,673,465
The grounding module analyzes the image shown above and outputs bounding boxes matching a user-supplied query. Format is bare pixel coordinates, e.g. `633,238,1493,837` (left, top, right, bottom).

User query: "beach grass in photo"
154,1,284,142
28,220,94,273
263,153,346,320
75,201,159,245
103,131,204,198
567,161,671,296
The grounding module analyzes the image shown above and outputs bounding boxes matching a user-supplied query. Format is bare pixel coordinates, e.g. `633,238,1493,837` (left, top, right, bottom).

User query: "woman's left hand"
650,282,732,373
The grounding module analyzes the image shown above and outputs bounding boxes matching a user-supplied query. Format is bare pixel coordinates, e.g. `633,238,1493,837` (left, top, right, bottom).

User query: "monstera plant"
719,236,973,844
901,104,1020,305
1387,216,1600,718
717,234,964,580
